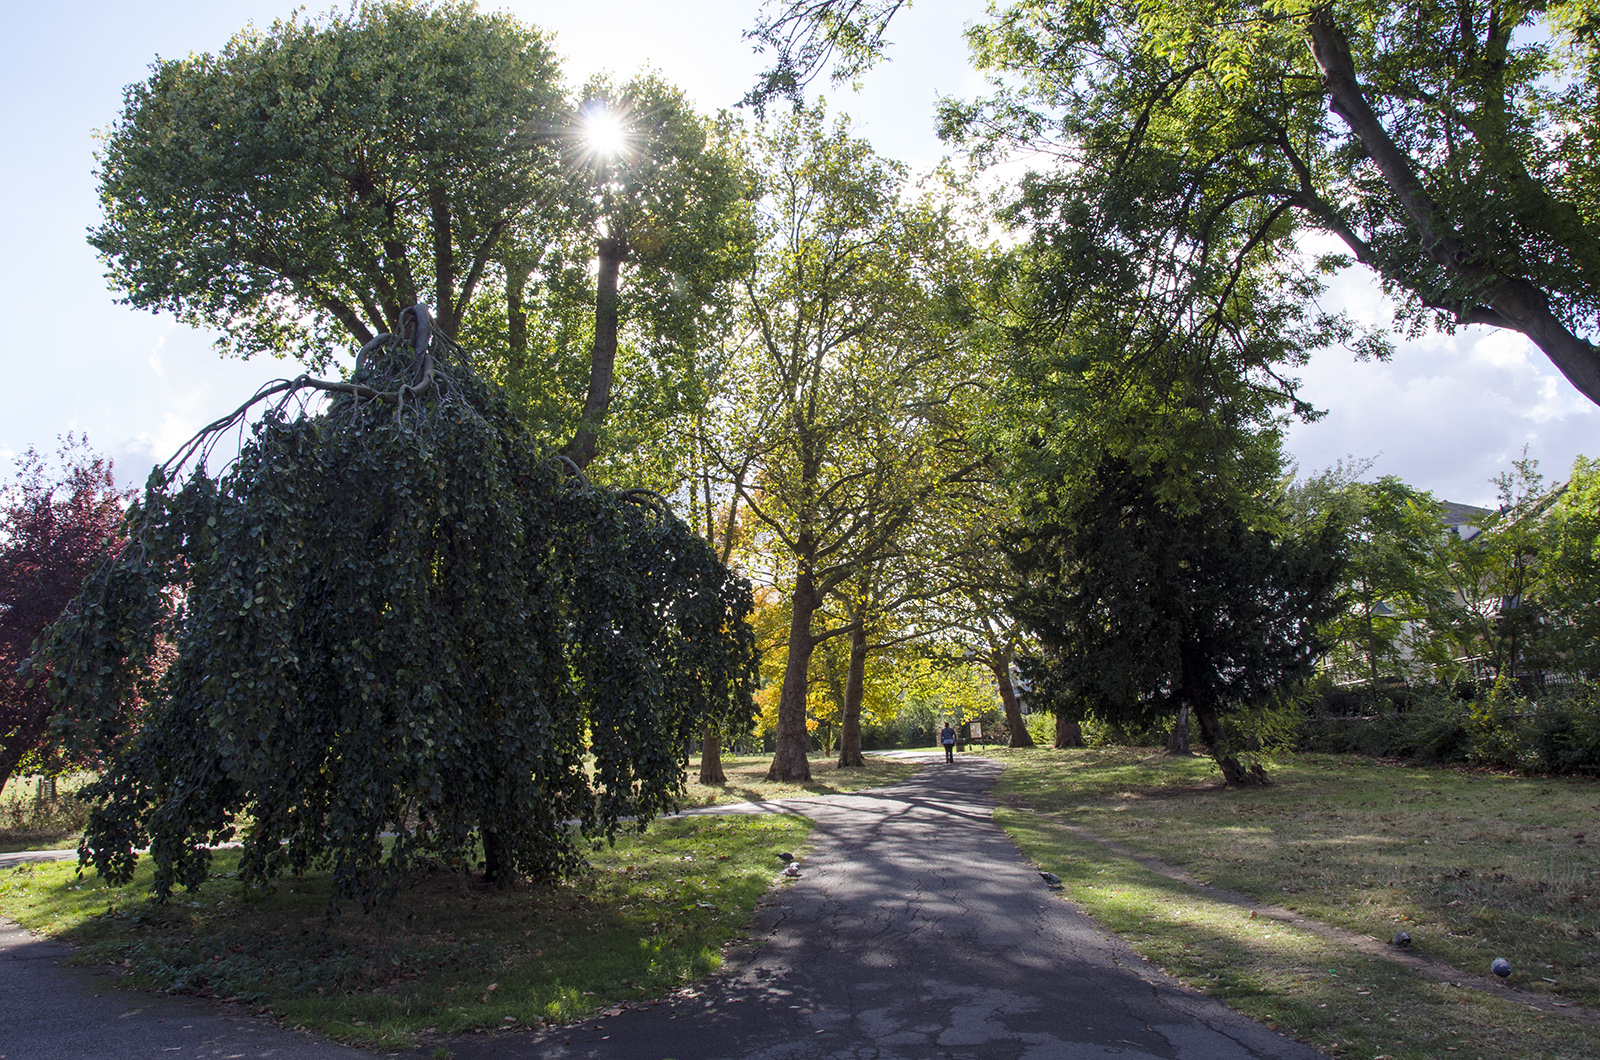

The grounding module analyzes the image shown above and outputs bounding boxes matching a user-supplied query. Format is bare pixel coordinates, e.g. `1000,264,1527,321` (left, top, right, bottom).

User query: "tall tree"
559,76,756,470
973,92,1354,778
0,438,130,793
1012,451,1345,784
1287,465,1454,683
709,106,981,782
1542,455,1600,678
1432,451,1560,680
93,4,754,474
750,0,1600,405
42,319,757,909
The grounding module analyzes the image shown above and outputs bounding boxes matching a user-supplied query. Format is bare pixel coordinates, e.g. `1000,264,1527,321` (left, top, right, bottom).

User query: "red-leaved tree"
0,436,130,792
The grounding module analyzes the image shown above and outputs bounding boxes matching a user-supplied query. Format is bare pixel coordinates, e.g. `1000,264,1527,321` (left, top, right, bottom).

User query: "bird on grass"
1392,932,1411,950
1040,872,1061,887
777,852,794,863
1491,958,1511,979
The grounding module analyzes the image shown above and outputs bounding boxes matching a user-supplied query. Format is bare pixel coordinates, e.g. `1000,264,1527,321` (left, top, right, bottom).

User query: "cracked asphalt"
435,753,1325,1060
1,754,1327,1059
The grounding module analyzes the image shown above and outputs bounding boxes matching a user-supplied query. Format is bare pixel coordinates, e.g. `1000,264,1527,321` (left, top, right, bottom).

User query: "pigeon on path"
1491,958,1511,978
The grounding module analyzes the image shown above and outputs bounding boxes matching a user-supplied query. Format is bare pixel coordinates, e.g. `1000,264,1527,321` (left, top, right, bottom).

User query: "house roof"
1438,500,1494,528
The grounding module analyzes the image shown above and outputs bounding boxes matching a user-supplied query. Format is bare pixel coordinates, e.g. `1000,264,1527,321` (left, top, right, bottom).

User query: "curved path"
1,755,1326,1059
441,753,1324,1060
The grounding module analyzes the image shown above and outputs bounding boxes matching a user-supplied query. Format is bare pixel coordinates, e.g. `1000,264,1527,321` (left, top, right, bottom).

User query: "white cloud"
1284,269,1600,505
130,412,196,464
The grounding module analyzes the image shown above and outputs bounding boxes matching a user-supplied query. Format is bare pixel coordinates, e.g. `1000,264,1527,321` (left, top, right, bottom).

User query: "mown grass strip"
0,812,810,1050
988,747,1600,1006
1000,807,1600,1060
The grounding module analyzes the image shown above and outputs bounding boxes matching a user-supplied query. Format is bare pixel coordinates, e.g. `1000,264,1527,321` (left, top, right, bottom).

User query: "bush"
1299,680,1600,775
0,774,90,846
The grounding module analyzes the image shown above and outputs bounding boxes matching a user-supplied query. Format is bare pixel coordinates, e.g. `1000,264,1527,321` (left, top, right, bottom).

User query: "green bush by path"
0,813,809,1050
1302,680,1600,775
988,745,1600,1058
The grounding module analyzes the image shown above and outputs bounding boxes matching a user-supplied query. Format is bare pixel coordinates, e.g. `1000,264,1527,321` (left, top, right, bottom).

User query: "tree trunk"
567,235,626,469
428,182,456,336
0,712,47,796
506,267,530,372
0,744,28,802
482,826,506,886
1167,704,1192,755
1190,700,1261,786
698,727,726,784
1053,711,1084,748
837,623,868,767
993,655,1035,749
768,562,817,782
1306,10,1600,406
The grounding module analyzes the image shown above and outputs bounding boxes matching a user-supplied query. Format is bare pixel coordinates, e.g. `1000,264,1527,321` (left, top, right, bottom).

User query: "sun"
583,106,630,160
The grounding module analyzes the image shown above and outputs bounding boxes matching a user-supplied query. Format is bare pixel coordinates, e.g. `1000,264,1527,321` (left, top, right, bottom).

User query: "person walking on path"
940,722,957,762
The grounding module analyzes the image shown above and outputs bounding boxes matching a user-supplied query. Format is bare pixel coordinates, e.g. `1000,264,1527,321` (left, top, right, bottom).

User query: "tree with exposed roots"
42,310,757,910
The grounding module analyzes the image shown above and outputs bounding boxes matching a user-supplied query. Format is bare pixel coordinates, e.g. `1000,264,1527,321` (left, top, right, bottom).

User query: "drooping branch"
161,305,446,480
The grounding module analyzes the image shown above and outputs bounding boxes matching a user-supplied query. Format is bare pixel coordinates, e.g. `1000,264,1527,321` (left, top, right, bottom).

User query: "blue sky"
1,0,1594,506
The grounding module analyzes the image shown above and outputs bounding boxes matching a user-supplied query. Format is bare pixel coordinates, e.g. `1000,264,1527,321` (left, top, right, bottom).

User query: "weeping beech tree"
42,307,757,911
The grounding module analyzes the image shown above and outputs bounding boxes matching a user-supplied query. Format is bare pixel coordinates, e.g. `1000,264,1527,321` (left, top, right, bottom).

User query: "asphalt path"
432,753,1325,1060
0,917,373,1060
1,755,1326,1060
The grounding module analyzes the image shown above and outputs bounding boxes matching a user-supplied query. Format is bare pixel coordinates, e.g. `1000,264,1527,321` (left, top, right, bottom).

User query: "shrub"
1300,680,1600,775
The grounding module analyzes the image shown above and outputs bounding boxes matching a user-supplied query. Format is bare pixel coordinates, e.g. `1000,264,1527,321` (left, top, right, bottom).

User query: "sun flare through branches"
581,104,633,164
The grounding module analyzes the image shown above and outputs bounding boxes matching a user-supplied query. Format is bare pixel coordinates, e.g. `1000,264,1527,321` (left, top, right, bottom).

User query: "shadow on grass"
1001,807,1600,1060
0,812,811,1051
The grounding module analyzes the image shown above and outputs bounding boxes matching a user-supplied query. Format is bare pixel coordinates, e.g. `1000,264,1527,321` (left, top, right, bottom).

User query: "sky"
0,0,1594,508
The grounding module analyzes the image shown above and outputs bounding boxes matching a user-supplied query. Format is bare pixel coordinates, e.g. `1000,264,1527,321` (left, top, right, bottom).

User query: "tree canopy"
1011,452,1346,784
0,438,131,793
92,2,568,366
1287,465,1454,683
707,105,983,781
751,0,1600,405
43,312,757,910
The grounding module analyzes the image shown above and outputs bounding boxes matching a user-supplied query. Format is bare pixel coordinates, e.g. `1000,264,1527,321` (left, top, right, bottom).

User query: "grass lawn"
989,746,1600,1060
0,755,916,855
0,812,810,1051
681,752,920,806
